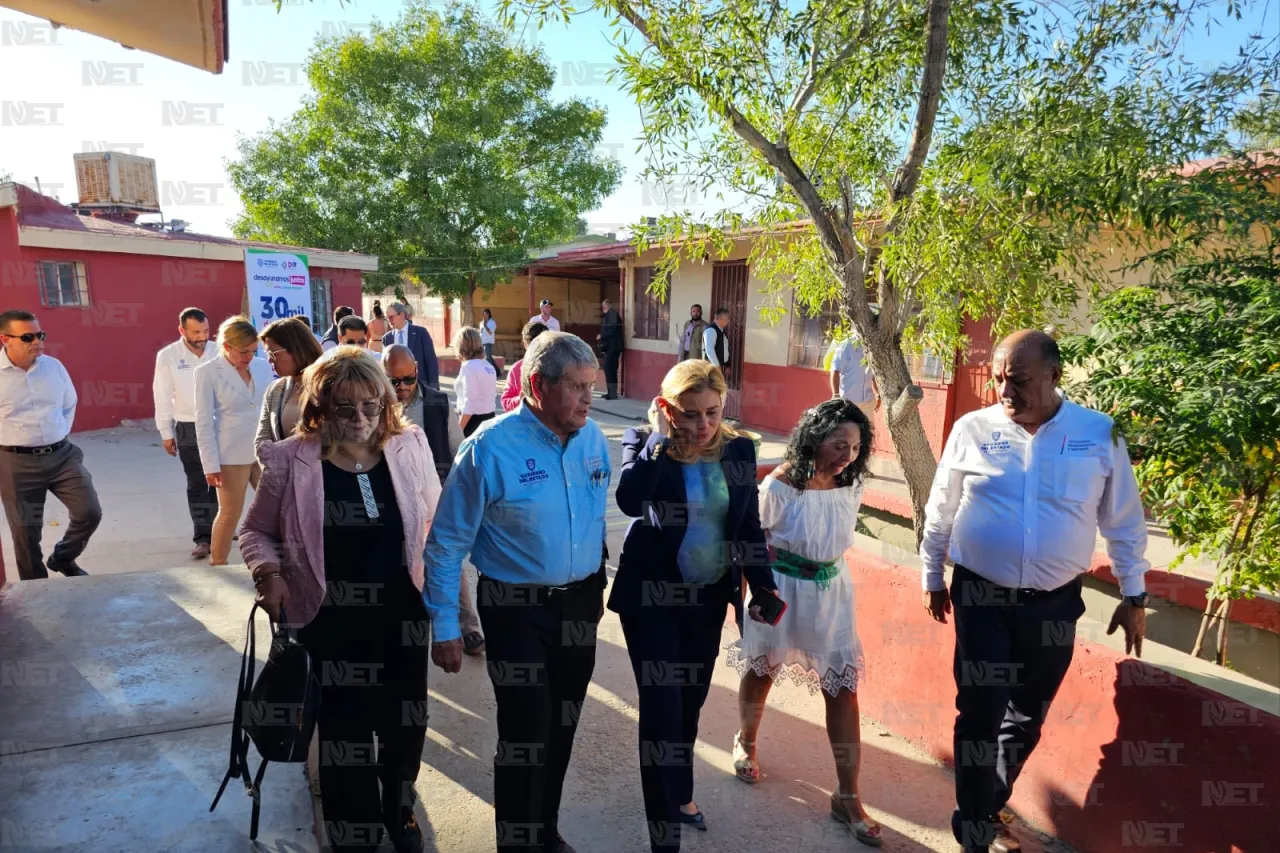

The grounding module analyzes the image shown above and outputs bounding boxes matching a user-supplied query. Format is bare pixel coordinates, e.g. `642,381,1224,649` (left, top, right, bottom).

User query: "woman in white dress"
729,397,881,846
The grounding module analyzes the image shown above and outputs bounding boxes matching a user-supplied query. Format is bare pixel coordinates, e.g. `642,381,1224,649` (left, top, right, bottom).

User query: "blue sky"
0,0,1273,240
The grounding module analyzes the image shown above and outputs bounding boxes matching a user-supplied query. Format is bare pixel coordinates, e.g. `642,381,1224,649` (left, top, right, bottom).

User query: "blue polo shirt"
423,404,612,641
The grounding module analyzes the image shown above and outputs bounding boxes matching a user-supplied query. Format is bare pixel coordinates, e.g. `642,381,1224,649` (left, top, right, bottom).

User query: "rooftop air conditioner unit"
73,151,160,213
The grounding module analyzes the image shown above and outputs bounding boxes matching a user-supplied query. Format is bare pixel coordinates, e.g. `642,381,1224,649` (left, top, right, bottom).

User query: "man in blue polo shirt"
425,331,610,853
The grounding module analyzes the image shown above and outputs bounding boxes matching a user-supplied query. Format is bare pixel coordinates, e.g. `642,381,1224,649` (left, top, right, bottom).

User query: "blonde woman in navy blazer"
611,360,778,853
194,316,272,565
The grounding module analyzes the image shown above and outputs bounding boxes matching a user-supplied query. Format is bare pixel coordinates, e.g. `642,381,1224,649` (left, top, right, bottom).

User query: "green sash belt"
773,548,840,591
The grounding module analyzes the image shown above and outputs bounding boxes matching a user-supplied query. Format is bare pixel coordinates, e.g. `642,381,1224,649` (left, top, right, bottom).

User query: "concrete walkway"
0,410,1079,853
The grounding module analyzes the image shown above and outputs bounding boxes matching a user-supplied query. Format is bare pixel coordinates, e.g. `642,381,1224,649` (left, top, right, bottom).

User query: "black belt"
0,439,68,455
954,564,1079,598
480,569,605,605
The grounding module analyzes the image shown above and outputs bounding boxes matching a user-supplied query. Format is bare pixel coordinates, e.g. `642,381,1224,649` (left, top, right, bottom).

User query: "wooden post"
528,266,538,319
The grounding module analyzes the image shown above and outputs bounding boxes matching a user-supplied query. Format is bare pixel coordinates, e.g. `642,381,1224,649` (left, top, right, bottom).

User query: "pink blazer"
239,427,443,627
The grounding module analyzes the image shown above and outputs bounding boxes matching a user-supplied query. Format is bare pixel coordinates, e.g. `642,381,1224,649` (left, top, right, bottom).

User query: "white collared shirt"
920,399,1150,596
703,325,727,368
455,357,497,416
0,349,76,446
153,339,217,439
827,337,875,403
529,314,560,332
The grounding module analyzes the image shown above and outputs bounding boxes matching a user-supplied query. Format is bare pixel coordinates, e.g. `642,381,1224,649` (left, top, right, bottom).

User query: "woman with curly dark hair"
727,397,881,846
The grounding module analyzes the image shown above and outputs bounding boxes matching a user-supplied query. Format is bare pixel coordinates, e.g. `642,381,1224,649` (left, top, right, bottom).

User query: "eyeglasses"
331,401,384,422
388,375,417,387
4,332,46,343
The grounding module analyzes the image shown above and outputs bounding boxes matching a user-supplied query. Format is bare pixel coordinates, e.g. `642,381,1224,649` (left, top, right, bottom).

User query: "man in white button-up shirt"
921,329,1149,853
0,310,102,580
153,307,219,559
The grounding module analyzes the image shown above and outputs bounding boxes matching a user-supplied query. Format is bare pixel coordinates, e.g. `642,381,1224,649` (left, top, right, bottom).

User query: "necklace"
337,446,369,472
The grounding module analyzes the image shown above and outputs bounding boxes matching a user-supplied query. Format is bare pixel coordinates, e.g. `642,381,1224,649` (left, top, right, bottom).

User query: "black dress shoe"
679,809,707,831
550,834,577,853
46,560,88,577
393,814,425,853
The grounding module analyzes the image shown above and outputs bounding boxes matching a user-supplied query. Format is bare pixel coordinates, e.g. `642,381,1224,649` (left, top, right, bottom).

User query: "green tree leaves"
229,1,622,301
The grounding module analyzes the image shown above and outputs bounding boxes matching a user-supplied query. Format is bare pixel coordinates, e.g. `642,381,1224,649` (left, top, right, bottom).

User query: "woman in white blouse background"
452,326,497,438
195,316,273,566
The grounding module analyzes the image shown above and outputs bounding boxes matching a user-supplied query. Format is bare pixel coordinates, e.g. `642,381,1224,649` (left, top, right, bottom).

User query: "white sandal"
732,731,759,784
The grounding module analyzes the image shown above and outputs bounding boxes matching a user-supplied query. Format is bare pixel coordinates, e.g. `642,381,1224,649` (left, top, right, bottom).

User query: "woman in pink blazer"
240,348,442,853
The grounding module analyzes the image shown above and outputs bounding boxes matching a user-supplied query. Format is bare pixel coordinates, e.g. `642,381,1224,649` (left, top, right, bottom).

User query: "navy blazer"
609,428,776,620
382,323,440,389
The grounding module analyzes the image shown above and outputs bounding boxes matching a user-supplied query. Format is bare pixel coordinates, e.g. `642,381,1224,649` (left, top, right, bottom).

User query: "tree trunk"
1191,594,1219,659
462,279,478,331
1214,598,1232,666
861,329,937,543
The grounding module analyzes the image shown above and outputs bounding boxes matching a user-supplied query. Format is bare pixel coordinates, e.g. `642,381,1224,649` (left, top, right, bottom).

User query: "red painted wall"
622,349,677,405
850,548,1279,853
740,361,952,458
0,231,362,431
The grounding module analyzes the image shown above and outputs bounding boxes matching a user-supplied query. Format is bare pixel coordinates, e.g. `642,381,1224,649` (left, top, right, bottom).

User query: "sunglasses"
5,332,46,343
388,375,417,387
331,401,384,422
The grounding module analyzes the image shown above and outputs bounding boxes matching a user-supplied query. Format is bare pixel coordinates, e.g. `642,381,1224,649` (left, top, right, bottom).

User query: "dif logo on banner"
244,248,311,338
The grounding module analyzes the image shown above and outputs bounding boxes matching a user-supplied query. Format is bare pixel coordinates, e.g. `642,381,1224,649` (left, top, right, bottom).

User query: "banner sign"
244,248,311,335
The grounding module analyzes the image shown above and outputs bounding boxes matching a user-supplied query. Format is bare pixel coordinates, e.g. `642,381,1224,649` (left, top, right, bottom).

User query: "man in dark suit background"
382,301,440,389
320,305,355,352
598,298,624,400
382,344,457,480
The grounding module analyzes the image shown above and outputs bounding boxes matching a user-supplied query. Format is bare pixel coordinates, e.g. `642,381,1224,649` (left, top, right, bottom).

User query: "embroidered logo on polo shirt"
1065,439,1097,453
980,430,1011,454
519,457,549,485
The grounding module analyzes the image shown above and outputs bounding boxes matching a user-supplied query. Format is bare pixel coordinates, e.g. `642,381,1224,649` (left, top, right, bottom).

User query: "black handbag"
210,603,320,839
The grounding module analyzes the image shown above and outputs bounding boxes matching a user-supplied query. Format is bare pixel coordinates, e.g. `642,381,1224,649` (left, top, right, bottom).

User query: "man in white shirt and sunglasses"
921,329,1149,853
0,310,102,579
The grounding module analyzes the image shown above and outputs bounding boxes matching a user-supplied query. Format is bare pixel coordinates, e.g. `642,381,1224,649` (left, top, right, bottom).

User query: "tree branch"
890,0,951,206
608,0,851,268
788,0,873,117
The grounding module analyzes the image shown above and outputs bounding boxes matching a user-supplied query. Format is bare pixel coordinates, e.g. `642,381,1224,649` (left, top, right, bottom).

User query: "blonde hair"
218,316,259,351
453,326,484,360
297,348,405,459
652,360,738,463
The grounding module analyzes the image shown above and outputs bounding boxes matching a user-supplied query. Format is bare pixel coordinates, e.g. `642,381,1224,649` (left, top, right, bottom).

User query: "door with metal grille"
710,260,748,420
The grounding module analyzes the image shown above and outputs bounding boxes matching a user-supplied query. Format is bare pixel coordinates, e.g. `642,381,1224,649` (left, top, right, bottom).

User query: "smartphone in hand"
750,591,787,626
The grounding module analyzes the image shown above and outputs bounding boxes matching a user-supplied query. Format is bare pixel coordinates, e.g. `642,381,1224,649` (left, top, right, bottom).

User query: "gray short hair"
388,301,408,318
521,332,598,400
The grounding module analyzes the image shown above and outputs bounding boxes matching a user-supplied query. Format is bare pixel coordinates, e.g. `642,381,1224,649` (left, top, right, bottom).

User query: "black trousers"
620,592,727,853
301,575,430,852
174,421,217,545
602,344,622,397
477,572,604,853
950,564,1084,848
0,441,102,579
463,411,496,438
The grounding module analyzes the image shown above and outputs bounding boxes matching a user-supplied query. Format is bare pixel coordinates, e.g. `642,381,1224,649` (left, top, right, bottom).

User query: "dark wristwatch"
1123,593,1150,608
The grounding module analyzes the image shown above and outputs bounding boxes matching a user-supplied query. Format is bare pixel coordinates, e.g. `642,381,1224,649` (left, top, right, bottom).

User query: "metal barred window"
787,296,840,368
310,278,332,335
632,267,669,340
37,261,90,307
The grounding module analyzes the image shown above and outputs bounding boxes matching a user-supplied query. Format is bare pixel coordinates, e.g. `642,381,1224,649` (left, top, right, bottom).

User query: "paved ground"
0,396,1078,853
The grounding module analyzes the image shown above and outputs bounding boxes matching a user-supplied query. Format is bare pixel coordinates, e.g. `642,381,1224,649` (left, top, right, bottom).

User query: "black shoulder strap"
209,603,262,835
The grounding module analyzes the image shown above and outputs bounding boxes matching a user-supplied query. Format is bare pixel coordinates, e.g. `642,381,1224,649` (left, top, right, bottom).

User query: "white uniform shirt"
0,350,76,446
920,399,1150,597
480,318,497,346
703,325,728,368
454,358,497,416
827,337,875,403
153,339,218,439
529,314,560,332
